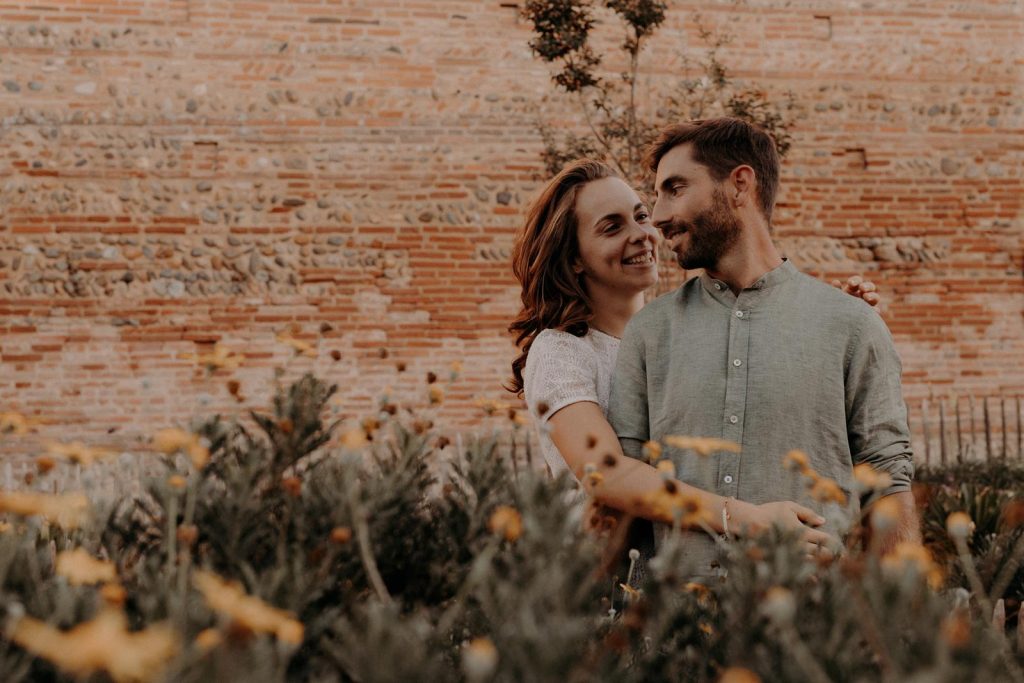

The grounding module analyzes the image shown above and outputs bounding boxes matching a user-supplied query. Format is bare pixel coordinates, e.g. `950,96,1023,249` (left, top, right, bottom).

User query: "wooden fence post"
969,396,978,458
954,396,963,464
921,399,932,467
984,397,993,463
1001,398,1008,460
939,399,948,466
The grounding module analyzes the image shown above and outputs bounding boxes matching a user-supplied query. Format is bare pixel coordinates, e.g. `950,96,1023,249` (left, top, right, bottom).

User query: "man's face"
651,144,742,271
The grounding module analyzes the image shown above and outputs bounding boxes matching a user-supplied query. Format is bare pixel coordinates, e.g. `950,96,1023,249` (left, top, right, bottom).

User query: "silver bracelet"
722,497,735,538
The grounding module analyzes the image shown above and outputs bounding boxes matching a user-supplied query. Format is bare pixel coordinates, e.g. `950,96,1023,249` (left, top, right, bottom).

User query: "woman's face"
574,176,660,295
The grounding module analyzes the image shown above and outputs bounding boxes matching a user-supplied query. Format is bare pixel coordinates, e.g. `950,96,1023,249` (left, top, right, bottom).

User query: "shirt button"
729,415,739,424
733,359,742,367
735,310,744,318
723,475,734,484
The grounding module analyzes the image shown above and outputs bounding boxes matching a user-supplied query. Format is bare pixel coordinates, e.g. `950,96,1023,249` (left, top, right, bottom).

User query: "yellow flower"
684,581,714,608
428,385,444,405
946,511,974,540
869,496,902,533
43,440,117,466
719,668,762,683
100,583,127,606
178,343,243,371
488,506,523,542
193,570,305,644
340,429,368,450
152,428,209,469
167,475,188,490
10,608,179,683
783,449,810,474
761,586,796,624
664,435,741,456
881,542,944,589
450,360,463,375
510,410,531,427
656,459,676,477
809,477,847,505
940,611,971,649
329,526,352,544
0,491,91,529
462,637,498,682
585,471,605,488
619,583,641,599
275,332,317,358
1,411,42,435
642,440,662,462
56,548,117,586
640,484,707,526
852,463,893,491
474,397,509,416
194,628,222,653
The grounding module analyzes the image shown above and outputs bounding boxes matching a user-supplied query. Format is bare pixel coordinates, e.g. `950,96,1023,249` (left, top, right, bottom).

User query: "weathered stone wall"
1,1,1021,460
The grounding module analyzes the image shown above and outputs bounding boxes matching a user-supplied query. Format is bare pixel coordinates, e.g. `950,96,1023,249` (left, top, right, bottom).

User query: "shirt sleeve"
845,307,915,503
523,330,600,423
608,319,649,460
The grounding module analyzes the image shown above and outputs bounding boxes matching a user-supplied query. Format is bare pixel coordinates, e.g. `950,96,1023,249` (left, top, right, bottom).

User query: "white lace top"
522,328,621,477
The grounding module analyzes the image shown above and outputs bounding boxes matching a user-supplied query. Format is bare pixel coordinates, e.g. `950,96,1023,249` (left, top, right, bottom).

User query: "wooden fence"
910,395,1024,467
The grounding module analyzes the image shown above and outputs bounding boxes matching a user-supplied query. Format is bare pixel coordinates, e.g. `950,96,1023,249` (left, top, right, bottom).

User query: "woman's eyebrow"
593,203,648,230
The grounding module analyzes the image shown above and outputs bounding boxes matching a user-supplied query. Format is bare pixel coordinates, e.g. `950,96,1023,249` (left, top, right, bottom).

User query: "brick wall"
1,1,1021,461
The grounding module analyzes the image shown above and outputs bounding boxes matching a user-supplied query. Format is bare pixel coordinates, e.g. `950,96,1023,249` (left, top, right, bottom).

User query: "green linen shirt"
607,260,914,577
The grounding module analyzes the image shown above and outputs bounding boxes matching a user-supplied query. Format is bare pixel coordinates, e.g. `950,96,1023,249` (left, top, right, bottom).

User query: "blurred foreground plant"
0,372,1022,681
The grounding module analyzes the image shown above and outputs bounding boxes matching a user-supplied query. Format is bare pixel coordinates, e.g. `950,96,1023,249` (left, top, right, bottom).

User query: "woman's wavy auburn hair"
507,159,617,396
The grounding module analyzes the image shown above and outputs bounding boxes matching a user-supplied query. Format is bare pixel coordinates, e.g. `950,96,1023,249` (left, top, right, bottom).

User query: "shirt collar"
698,259,798,301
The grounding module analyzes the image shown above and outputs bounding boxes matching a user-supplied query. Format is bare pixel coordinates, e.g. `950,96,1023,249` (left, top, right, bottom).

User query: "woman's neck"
587,287,645,339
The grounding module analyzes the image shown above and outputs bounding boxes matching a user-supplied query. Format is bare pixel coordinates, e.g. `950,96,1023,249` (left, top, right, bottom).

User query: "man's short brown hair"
645,117,780,220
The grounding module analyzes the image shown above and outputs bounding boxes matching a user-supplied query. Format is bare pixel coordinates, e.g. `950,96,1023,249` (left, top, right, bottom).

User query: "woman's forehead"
576,177,642,223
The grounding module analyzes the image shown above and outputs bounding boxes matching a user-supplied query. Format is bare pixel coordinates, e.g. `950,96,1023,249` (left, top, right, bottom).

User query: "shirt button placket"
720,303,749,497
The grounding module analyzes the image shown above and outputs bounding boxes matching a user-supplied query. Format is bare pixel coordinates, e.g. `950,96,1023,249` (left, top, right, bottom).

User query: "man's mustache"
660,219,692,241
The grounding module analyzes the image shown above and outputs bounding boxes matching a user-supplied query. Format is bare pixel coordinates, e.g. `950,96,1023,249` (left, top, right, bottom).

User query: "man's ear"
730,165,757,208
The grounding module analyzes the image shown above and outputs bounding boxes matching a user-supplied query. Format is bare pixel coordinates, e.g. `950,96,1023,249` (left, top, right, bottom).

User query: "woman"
509,159,879,543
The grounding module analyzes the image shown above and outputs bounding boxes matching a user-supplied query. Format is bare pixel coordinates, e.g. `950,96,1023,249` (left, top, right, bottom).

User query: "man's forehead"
655,144,702,182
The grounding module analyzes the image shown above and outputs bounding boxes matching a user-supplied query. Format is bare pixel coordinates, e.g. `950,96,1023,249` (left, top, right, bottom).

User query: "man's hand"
732,500,839,550
832,275,880,308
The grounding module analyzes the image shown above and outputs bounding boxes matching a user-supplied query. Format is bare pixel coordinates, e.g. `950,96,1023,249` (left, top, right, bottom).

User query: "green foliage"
1,374,1023,681
522,0,794,184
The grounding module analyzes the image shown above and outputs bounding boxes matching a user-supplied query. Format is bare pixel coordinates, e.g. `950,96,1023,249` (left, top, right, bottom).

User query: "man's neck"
587,286,645,339
706,227,784,295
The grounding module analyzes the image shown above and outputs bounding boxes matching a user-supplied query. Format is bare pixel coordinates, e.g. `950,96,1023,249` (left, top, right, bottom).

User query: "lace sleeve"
523,330,600,423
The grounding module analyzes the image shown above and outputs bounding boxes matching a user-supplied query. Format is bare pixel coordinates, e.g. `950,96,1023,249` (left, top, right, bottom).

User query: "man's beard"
667,186,742,271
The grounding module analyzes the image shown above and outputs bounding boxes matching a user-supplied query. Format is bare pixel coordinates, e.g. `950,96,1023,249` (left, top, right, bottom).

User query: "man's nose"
651,201,670,232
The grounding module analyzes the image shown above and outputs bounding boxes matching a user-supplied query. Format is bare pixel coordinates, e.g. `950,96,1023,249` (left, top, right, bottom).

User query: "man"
607,117,919,577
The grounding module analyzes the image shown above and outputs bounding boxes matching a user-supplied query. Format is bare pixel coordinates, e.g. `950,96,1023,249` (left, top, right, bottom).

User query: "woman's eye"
636,211,650,222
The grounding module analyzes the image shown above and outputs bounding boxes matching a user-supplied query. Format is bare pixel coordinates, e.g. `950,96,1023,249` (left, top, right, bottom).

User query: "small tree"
523,0,795,185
